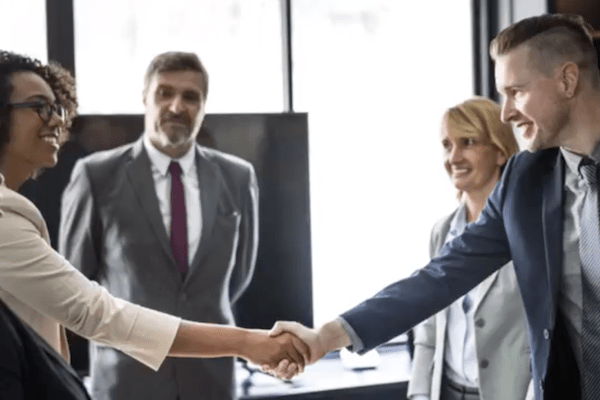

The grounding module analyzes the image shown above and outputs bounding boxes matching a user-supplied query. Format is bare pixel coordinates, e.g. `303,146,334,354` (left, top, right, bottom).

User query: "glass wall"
74,0,284,114
293,0,474,325
0,0,47,61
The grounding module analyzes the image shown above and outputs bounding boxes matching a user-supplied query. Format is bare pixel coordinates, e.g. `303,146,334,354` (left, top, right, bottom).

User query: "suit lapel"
126,138,176,266
473,270,500,314
542,152,565,322
186,146,222,279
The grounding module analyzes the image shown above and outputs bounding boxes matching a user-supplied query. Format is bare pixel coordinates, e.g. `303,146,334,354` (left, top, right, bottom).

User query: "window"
74,0,284,114
0,0,47,62
293,0,474,326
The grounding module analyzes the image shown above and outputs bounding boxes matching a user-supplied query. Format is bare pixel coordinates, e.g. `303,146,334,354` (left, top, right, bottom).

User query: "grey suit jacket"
407,208,533,400
59,137,259,400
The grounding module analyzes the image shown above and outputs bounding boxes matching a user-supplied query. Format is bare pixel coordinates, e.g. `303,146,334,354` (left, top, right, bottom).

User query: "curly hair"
0,51,78,155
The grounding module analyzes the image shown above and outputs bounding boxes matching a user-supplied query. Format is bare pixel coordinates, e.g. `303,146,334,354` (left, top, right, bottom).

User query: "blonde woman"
407,98,533,400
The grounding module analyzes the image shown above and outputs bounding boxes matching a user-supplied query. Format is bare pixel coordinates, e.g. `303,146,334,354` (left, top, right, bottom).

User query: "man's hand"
242,329,308,380
269,321,326,364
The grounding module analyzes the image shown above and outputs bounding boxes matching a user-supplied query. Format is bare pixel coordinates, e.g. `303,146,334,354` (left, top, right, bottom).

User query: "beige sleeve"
0,206,180,371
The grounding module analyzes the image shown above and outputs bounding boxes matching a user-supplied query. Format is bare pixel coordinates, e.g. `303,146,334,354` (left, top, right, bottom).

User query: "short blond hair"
443,97,519,198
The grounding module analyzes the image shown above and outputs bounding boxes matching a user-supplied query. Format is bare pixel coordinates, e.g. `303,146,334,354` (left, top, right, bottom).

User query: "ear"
559,62,579,98
496,148,508,167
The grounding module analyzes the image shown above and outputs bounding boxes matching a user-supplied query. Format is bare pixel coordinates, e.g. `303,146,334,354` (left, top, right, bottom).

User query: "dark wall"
20,113,313,373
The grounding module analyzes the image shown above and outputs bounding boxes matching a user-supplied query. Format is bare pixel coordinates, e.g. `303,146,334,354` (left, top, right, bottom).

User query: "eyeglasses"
7,100,67,124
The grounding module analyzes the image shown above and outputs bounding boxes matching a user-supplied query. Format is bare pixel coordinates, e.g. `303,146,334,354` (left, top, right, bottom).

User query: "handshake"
242,319,351,380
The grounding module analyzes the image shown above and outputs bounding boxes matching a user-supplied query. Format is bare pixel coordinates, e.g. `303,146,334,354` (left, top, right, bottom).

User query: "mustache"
161,113,191,125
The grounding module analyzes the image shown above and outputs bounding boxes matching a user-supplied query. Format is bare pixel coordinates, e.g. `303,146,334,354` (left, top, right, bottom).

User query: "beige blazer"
407,209,533,400
0,180,180,370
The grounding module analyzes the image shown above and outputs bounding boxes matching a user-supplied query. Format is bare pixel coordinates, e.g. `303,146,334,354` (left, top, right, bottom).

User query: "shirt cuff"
411,395,430,400
336,316,364,353
120,305,181,371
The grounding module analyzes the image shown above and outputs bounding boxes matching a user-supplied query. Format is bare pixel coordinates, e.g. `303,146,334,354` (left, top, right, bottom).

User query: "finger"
286,341,306,367
283,362,298,380
291,335,310,366
273,358,290,379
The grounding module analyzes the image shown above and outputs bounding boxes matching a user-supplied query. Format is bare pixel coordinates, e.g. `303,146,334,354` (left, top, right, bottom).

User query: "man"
59,52,259,400
270,14,600,400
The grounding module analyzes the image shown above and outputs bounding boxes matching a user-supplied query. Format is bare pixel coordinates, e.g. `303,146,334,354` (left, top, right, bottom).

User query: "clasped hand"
255,321,325,380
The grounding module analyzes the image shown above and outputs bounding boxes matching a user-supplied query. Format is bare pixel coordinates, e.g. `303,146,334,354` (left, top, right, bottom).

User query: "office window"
294,0,474,326
0,0,47,62
74,0,284,114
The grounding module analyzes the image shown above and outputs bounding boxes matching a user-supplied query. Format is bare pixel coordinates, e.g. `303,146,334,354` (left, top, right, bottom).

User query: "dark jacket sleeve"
340,155,516,353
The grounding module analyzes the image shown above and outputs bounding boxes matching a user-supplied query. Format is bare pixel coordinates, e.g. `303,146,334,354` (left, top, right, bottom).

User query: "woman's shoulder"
0,186,45,227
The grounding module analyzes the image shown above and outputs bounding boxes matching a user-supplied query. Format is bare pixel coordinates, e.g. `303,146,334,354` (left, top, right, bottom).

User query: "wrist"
317,320,351,355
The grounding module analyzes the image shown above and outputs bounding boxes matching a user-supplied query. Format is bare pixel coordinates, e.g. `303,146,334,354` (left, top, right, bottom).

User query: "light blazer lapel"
186,145,222,278
125,137,177,267
542,152,565,323
472,270,500,314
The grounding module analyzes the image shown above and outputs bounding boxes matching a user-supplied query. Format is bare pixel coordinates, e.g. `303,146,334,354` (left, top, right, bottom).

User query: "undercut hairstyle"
490,14,599,85
142,51,209,100
443,97,519,199
0,51,77,155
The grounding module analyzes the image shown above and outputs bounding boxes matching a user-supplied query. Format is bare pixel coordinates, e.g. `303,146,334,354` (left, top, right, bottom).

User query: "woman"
407,97,532,400
0,50,304,397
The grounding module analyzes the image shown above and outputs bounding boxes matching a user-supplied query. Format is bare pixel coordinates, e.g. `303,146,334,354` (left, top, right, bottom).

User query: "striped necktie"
579,157,600,399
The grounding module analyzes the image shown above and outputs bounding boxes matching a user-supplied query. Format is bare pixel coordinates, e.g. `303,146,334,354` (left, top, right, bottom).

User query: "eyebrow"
25,94,55,103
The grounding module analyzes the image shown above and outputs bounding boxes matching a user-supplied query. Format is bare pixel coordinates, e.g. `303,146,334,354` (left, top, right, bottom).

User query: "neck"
461,177,499,223
0,157,35,191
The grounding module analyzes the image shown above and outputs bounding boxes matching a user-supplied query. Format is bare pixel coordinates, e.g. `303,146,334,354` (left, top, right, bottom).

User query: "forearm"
168,320,252,359
169,320,308,371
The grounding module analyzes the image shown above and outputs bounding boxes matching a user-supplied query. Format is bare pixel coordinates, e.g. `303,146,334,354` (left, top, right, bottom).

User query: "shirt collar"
143,133,196,177
447,202,468,242
561,140,600,178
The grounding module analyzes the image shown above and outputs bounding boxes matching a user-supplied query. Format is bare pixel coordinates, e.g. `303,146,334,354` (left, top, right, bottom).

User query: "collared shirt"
442,204,480,388
143,134,202,267
559,142,600,373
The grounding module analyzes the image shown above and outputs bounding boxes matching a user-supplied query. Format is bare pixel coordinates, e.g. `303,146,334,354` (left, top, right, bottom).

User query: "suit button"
475,318,485,328
480,359,489,369
543,329,550,340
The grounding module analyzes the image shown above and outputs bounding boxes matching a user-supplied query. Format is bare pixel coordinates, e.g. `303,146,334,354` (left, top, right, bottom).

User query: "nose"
168,95,186,113
500,97,516,123
448,144,463,164
47,108,66,128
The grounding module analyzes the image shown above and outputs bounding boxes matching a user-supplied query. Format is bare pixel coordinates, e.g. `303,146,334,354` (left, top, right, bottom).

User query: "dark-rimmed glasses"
7,100,67,124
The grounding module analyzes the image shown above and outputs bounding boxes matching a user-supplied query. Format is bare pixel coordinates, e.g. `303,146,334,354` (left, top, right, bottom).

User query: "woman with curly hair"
0,51,305,399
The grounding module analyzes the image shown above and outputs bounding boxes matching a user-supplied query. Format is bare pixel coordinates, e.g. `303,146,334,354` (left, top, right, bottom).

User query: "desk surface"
237,344,412,399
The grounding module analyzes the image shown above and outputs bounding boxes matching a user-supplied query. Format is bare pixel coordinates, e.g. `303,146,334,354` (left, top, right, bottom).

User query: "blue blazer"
342,148,578,400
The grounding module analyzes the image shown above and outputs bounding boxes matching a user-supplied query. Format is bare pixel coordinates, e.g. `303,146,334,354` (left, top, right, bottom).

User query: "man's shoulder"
198,146,254,172
75,141,136,169
507,148,560,172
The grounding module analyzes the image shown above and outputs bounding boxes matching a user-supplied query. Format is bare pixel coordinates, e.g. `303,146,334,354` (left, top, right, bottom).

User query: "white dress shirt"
442,204,480,389
143,135,202,267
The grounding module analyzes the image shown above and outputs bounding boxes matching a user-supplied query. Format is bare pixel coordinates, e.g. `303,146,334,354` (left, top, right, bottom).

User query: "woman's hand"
242,329,309,380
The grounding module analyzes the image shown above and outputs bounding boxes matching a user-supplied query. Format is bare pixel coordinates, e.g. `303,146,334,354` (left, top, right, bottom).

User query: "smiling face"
143,70,206,158
441,115,507,197
3,71,64,172
495,45,570,152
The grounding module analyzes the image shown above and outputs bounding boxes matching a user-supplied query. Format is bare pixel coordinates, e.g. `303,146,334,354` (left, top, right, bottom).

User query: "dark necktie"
579,158,600,399
169,161,188,276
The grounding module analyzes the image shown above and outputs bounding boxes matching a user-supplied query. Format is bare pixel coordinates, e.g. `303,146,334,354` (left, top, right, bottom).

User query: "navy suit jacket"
0,300,91,400
342,148,579,400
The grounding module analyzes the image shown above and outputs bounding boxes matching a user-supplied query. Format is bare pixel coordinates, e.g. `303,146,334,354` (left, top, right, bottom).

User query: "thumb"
269,321,296,337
